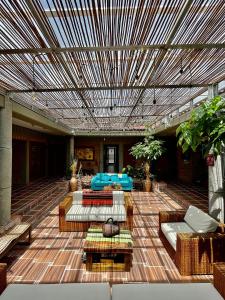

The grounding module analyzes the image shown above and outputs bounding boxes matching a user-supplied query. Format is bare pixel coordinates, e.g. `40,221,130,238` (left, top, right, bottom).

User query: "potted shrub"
130,134,166,192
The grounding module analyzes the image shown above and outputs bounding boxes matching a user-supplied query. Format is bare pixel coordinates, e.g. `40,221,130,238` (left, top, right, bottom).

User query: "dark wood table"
84,225,133,272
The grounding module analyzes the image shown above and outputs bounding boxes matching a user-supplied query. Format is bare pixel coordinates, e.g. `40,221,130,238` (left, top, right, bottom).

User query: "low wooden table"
84,225,133,272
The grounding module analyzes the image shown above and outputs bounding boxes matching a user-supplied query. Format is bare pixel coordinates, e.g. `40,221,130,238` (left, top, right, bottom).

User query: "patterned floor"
2,183,211,284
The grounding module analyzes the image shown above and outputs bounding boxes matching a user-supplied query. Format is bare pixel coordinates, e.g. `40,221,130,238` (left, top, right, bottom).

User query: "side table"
213,263,225,299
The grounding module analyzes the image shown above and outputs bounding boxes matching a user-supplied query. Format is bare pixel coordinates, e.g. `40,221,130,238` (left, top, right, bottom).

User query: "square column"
0,96,12,226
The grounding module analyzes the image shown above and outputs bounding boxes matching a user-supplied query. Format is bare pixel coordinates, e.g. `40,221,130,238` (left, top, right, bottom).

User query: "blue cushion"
102,174,110,181
111,175,120,182
122,174,128,179
119,180,129,186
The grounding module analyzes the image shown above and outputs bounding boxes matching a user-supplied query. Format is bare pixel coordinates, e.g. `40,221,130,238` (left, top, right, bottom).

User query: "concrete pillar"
69,136,74,161
0,96,12,226
25,141,30,184
99,142,104,172
119,143,123,172
66,136,74,170
208,84,225,222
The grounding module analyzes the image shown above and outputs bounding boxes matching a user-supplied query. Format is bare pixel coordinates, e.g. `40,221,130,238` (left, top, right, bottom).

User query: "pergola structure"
1,0,225,133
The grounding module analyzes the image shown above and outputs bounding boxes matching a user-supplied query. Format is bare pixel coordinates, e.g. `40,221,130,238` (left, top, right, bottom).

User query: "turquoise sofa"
91,173,133,191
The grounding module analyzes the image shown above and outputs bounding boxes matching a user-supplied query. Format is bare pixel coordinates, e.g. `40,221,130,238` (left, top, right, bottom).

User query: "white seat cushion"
113,191,124,205
184,205,219,233
161,222,195,250
96,205,126,222
0,283,111,300
112,283,224,300
66,204,91,221
72,191,83,204
66,204,126,222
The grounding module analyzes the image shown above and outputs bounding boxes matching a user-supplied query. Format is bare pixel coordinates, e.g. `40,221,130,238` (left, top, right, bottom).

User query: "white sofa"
59,191,133,231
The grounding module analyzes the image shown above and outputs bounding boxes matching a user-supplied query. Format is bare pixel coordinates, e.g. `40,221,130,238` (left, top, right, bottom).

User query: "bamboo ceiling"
1,0,225,131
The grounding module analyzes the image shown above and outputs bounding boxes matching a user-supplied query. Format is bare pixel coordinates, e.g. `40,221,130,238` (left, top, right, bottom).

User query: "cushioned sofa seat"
66,205,97,221
161,222,195,250
0,283,111,300
112,283,224,300
66,204,126,222
96,205,126,221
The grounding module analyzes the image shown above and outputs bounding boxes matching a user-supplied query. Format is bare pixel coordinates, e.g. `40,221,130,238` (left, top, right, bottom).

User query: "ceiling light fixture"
153,86,156,104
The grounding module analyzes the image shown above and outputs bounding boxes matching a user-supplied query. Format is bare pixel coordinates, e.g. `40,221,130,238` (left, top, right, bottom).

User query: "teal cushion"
111,175,120,182
122,174,128,179
102,174,110,181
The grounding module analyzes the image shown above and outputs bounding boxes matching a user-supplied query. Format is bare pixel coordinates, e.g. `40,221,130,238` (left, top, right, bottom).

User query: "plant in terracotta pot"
69,158,78,192
130,134,165,192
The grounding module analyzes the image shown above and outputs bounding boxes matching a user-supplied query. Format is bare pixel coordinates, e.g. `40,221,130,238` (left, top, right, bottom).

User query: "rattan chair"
159,210,225,275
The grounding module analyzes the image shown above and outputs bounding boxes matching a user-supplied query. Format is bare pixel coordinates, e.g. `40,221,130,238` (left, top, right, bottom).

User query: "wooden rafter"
1,43,225,55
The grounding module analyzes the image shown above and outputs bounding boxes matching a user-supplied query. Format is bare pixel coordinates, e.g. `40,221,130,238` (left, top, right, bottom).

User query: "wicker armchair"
159,210,225,275
59,192,133,232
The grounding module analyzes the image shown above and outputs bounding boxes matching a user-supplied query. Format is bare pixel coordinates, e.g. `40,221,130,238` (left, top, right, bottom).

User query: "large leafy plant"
176,96,225,156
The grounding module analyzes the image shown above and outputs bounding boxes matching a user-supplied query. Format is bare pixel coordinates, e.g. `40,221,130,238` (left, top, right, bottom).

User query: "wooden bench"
0,223,32,261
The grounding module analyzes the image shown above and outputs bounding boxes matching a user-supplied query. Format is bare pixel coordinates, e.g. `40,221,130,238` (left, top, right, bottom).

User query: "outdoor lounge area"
1,0,225,299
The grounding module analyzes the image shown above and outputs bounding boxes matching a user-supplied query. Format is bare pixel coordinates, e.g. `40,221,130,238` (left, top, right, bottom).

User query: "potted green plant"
176,96,225,158
130,134,166,192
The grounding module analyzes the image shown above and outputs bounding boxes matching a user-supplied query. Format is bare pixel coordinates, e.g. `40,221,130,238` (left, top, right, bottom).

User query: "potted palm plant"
130,134,166,192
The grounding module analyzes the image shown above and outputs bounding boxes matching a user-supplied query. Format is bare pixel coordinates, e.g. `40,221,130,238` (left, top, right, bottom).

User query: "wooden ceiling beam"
8,83,208,94
1,43,225,55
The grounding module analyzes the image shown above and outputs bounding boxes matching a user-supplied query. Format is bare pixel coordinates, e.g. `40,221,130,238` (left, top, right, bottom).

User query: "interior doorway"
103,145,119,173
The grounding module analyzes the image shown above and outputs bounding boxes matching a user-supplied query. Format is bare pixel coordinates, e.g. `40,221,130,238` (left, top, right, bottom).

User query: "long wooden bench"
0,223,32,261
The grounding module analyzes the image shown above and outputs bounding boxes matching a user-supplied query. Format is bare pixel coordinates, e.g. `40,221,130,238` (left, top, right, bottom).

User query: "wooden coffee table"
84,225,133,272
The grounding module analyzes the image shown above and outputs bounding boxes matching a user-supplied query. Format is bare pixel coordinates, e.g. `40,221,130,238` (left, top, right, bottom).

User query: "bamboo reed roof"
1,0,225,132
